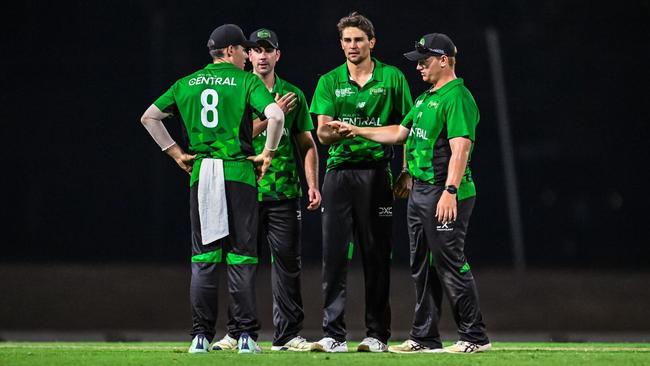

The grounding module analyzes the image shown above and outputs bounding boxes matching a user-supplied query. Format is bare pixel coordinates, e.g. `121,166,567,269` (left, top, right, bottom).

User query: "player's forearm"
301,140,319,190
140,104,176,151
445,138,472,187
263,103,285,151
317,125,345,145
252,118,268,138
355,125,408,145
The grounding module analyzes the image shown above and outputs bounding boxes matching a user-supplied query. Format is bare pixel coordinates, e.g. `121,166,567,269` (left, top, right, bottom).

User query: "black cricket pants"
407,180,489,347
189,180,260,342
257,198,304,346
321,166,393,343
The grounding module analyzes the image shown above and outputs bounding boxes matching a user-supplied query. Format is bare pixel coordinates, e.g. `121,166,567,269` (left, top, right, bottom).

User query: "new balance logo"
436,222,453,232
378,207,392,217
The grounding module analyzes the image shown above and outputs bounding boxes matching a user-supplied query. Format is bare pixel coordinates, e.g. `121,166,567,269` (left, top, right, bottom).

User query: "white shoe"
188,334,209,353
357,337,388,352
271,336,312,351
211,334,237,351
445,340,492,353
310,337,348,352
388,339,445,353
238,332,262,354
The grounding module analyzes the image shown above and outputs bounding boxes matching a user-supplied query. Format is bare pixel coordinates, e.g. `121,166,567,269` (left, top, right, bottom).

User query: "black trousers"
321,166,393,343
407,180,489,347
257,198,304,346
189,180,260,342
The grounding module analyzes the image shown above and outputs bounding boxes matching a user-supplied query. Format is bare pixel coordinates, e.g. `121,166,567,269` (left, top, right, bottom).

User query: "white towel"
198,158,229,244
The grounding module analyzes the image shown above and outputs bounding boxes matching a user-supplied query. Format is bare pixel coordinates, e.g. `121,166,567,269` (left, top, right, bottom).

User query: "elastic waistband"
328,160,388,170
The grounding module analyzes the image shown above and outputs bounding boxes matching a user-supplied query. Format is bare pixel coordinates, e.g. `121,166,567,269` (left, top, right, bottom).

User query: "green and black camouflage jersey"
310,58,412,170
401,78,479,200
252,75,314,202
154,62,275,186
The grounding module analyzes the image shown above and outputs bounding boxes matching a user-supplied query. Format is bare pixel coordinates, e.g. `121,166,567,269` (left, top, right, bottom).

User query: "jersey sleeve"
248,75,275,116
309,75,335,117
446,89,479,141
293,90,314,133
394,70,414,118
400,105,416,129
153,81,180,117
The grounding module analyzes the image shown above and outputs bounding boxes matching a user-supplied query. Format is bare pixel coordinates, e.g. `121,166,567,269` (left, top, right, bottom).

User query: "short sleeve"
309,76,335,117
446,89,479,141
395,71,414,117
292,90,314,133
248,76,275,115
400,105,416,129
153,81,180,116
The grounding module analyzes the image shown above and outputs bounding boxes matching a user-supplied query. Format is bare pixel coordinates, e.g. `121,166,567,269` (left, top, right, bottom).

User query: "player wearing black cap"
328,33,491,354
211,28,320,352
140,23,285,354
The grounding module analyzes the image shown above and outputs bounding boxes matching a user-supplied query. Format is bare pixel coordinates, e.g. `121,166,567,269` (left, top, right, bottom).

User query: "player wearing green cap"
309,12,413,353
328,32,491,354
140,23,285,354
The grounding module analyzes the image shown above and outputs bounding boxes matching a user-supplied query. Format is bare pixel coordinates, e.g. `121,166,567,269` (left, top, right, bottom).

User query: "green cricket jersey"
154,62,275,187
253,75,314,201
401,78,479,200
310,58,413,170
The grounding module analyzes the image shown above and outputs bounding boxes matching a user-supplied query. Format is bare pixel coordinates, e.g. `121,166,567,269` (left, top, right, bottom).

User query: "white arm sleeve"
141,104,177,151
263,103,285,151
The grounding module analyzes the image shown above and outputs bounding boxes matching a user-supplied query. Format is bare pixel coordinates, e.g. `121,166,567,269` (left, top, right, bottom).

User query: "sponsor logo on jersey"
436,222,453,232
188,76,237,86
427,100,439,109
340,116,382,127
335,88,354,97
378,206,393,217
409,127,429,140
415,100,424,107
369,87,386,96
356,101,366,109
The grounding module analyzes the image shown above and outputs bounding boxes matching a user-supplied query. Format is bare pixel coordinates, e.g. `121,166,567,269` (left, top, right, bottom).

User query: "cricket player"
309,12,413,353
140,23,285,354
328,33,491,354
211,28,320,352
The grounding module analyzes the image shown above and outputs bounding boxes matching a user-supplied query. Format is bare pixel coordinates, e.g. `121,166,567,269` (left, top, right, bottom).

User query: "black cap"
403,33,457,61
207,24,258,50
249,28,279,49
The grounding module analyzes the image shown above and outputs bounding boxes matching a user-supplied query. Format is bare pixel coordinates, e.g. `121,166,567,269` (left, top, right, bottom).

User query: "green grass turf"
1,342,649,366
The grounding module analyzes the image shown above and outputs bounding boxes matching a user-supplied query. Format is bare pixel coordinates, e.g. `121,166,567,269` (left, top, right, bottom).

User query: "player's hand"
248,149,275,181
175,153,197,175
275,92,297,114
326,121,356,138
393,171,412,199
306,187,321,210
435,191,457,224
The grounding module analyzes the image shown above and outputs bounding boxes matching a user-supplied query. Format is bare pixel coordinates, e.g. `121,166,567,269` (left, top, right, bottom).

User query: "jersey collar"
270,73,285,95
205,62,238,70
426,78,464,96
336,57,384,84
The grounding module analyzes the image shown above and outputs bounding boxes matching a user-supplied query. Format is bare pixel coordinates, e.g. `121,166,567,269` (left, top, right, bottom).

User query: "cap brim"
241,40,258,48
254,39,278,49
404,50,433,61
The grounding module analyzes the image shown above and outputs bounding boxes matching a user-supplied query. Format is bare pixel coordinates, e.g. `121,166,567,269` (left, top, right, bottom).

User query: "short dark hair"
337,12,375,40
209,48,225,59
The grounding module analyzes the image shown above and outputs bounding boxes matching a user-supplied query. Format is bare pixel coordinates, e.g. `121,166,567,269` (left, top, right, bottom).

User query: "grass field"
1,342,649,366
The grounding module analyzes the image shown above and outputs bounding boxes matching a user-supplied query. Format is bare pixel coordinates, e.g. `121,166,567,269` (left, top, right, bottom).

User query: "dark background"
2,0,649,269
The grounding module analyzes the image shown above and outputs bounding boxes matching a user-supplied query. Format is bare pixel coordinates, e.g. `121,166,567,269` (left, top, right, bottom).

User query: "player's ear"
369,37,376,51
275,49,281,62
